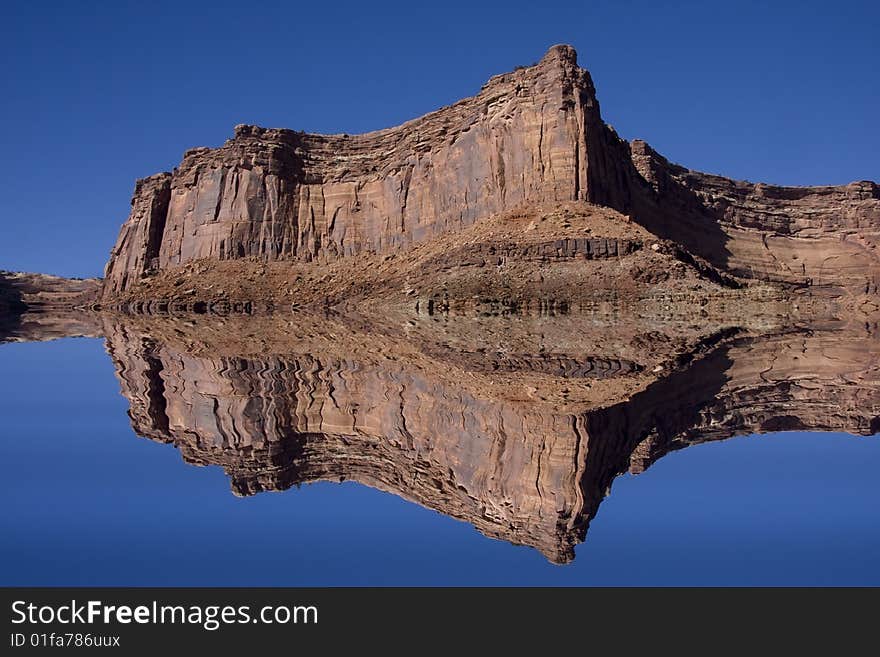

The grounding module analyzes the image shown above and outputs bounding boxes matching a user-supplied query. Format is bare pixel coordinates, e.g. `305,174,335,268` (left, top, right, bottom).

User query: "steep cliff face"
102,174,172,294
102,44,880,300
104,45,612,296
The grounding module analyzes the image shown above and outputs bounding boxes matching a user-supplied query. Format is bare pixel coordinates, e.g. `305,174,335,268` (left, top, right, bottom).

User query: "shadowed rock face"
93,313,878,564
625,141,880,293
102,44,880,300
0,273,26,341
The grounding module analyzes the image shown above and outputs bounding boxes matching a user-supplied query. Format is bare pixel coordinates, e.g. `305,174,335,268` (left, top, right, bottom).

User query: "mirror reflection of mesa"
0,45,878,563
96,314,880,564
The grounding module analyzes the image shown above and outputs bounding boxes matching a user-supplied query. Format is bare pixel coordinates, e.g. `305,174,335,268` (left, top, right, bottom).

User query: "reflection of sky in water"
1,338,877,586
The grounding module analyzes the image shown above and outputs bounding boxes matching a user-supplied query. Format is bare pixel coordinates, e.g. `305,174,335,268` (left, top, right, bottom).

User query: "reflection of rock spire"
98,314,879,564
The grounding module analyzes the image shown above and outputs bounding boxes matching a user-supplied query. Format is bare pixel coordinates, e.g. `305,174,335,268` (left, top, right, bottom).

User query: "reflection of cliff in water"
88,309,879,564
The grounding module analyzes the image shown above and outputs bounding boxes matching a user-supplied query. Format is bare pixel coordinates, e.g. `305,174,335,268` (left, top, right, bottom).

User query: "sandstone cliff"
102,45,880,302
103,45,604,297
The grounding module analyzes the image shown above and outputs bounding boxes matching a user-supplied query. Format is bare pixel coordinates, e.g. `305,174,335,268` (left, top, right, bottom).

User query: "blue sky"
2,0,878,277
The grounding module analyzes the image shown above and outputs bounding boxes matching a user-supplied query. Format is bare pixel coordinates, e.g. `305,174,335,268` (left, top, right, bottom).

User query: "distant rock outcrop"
0,271,100,308
102,44,880,300
0,272,101,342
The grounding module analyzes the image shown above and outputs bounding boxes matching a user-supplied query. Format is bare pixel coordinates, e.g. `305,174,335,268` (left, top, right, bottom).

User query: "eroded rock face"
104,45,609,296
5,43,878,564
102,44,880,300
625,141,880,292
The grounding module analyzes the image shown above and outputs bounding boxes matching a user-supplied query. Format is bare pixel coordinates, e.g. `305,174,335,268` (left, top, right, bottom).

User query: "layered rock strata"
102,45,880,301
0,271,100,309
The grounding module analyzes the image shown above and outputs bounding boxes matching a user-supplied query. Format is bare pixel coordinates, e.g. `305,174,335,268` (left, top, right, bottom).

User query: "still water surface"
1,336,878,586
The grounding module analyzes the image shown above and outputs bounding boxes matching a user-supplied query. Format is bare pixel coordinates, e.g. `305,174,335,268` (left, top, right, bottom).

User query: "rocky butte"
1,45,878,562
97,44,879,313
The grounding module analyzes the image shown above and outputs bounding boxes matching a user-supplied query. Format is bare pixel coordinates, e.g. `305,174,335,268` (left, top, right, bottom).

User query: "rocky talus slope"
104,203,791,319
